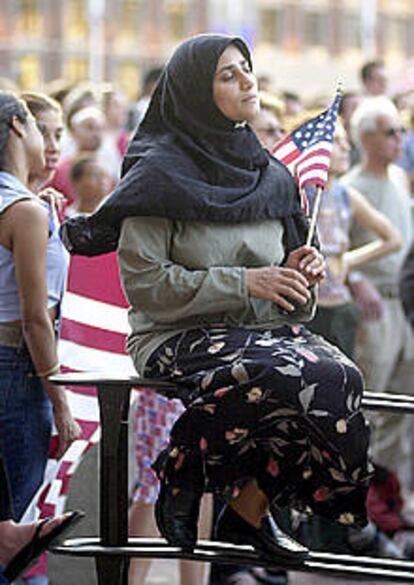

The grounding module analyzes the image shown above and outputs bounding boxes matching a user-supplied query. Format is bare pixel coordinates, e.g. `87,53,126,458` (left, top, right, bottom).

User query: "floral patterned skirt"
146,324,372,528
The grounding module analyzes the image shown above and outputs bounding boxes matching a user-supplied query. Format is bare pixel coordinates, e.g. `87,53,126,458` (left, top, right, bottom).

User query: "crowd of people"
0,35,414,585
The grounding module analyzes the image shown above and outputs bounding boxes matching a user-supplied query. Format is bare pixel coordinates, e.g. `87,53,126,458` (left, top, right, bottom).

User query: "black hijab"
61,34,309,256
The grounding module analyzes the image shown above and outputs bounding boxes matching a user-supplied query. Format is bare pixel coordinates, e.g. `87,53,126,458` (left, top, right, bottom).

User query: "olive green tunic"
117,216,316,373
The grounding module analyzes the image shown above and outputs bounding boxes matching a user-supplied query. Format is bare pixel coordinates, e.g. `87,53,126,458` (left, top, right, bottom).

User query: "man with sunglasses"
341,96,414,495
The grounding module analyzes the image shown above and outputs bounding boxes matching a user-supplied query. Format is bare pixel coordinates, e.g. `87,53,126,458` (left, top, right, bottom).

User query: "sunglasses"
382,126,406,137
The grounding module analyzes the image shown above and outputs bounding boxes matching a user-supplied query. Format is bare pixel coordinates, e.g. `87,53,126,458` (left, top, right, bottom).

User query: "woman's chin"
29,170,55,191
41,169,55,183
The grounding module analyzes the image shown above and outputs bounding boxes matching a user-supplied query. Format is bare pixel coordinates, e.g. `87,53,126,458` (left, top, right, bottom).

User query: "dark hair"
43,79,76,105
0,91,28,170
360,59,384,83
70,154,97,183
20,91,61,118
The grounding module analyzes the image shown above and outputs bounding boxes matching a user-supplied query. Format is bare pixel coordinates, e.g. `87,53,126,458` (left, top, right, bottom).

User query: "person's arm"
10,200,80,458
348,272,384,321
118,216,313,323
344,186,402,271
345,187,401,321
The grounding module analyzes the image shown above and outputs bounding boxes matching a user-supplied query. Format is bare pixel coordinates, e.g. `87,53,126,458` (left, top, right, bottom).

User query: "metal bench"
49,372,414,584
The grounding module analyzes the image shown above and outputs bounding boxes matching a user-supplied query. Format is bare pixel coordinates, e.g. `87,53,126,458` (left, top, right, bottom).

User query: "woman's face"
75,161,111,202
35,108,64,182
329,124,351,176
71,115,104,151
250,108,285,150
213,44,259,123
22,111,45,176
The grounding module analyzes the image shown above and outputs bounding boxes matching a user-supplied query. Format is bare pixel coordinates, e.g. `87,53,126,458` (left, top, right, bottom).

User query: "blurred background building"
1,0,414,99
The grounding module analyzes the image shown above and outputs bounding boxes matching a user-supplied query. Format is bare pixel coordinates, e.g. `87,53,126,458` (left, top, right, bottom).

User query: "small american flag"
272,88,342,213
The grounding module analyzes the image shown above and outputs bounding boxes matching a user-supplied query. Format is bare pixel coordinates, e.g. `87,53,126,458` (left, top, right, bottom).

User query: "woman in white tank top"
0,92,80,581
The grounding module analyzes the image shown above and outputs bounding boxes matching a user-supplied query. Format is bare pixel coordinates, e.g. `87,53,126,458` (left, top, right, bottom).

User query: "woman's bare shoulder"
5,197,47,222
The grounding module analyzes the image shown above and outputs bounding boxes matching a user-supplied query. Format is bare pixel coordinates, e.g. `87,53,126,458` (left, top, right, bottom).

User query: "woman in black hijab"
62,34,371,563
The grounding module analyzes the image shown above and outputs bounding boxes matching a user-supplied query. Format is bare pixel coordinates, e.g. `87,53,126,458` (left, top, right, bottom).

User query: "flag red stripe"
56,461,72,480
297,162,330,178
272,137,301,165
60,318,127,354
280,147,301,166
296,147,331,166
64,419,99,438
67,254,128,307
59,366,99,397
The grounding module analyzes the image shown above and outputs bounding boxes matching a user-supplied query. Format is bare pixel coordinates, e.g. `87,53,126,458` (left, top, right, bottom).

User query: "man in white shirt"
342,96,414,487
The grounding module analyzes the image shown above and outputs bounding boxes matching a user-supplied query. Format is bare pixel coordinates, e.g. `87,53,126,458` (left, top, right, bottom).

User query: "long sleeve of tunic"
117,216,316,373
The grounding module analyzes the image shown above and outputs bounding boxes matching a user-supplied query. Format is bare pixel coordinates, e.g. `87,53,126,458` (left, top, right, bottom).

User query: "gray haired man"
342,96,414,489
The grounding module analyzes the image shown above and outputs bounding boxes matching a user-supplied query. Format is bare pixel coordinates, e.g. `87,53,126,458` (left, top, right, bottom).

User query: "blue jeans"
0,344,52,521
0,452,13,521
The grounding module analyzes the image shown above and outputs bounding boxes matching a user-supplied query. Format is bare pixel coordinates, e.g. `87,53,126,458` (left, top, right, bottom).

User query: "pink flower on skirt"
214,387,230,398
200,437,208,451
313,486,330,501
174,452,185,471
296,347,319,363
266,458,280,477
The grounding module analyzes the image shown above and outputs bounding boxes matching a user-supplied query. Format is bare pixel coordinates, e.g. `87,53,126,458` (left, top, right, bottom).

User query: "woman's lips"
45,158,58,170
242,95,258,103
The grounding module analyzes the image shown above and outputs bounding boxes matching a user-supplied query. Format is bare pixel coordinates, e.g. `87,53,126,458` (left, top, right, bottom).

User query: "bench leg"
96,383,131,585
95,556,129,585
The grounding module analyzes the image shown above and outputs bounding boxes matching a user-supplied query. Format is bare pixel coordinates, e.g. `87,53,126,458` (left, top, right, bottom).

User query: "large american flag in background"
22,252,134,578
272,88,342,213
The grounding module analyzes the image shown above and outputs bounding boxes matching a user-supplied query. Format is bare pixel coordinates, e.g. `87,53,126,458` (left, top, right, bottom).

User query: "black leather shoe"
215,505,309,564
155,482,201,551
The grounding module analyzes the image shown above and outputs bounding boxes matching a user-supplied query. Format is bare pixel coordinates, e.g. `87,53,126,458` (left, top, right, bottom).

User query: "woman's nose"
239,70,254,89
46,136,59,153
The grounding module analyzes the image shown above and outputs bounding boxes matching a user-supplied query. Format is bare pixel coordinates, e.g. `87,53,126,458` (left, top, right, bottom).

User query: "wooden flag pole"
306,185,323,246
